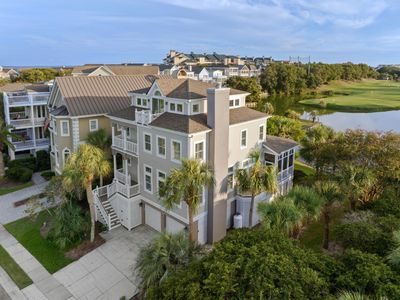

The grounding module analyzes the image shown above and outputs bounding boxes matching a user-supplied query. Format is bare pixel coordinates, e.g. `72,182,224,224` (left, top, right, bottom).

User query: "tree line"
15,68,71,83
260,62,378,95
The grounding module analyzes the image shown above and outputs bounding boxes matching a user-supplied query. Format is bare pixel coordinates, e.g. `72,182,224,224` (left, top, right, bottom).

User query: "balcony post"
111,126,115,146
122,128,127,150
113,154,117,178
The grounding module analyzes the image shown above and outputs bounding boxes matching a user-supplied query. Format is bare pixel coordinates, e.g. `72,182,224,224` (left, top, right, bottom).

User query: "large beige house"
70,64,160,77
48,75,297,244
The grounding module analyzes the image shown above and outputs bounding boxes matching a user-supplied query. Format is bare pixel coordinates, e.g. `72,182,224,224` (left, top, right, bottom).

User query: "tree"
258,196,304,236
235,150,278,227
315,181,342,249
62,144,111,242
136,231,203,297
338,165,376,211
159,159,214,242
387,230,400,268
267,116,305,142
263,101,275,115
225,76,262,103
0,120,21,177
87,129,112,186
288,185,323,223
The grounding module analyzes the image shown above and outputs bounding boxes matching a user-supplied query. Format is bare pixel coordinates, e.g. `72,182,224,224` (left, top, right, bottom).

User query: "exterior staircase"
93,186,121,230
99,195,121,229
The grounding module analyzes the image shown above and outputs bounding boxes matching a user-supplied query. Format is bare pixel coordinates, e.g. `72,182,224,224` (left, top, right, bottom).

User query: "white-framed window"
136,98,142,106
89,119,98,132
227,166,234,191
171,140,182,163
170,103,176,111
157,170,166,192
144,165,153,193
194,141,204,160
143,133,152,153
177,103,183,113
142,99,148,107
229,99,234,107
63,148,70,165
235,99,240,106
241,129,247,148
192,104,199,113
60,120,69,136
157,136,166,158
259,125,264,141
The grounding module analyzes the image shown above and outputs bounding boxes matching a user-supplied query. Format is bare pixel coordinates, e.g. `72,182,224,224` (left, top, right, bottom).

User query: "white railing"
112,135,138,155
93,187,111,229
12,138,49,151
278,166,294,182
9,117,45,128
135,110,162,125
115,181,140,198
7,93,49,106
107,180,117,198
116,168,130,184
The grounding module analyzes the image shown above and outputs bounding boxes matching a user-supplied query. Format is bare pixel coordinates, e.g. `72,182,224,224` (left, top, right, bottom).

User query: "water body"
264,94,400,132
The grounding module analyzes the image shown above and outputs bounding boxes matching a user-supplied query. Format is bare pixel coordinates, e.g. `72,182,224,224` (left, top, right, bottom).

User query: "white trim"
143,164,153,194
156,169,166,196
194,140,205,161
89,119,98,132
60,120,70,136
108,115,136,125
229,117,269,128
156,135,167,159
227,165,235,192
192,103,200,114
240,129,247,149
143,132,152,154
62,147,71,166
259,124,265,141
171,139,182,163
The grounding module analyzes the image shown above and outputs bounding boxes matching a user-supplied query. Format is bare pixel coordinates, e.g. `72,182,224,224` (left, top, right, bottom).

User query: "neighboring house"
2,83,51,160
47,75,168,174
71,64,160,77
238,65,250,77
84,77,298,244
0,67,19,80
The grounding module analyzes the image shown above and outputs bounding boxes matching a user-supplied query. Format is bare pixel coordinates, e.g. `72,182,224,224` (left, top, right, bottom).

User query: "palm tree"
258,196,304,236
136,231,202,297
0,120,21,177
315,181,342,250
338,165,376,211
159,159,214,242
87,129,112,186
62,144,111,242
235,150,278,227
287,185,323,223
337,291,388,300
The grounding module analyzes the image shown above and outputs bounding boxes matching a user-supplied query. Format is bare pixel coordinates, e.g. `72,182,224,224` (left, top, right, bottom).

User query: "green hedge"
5,167,33,183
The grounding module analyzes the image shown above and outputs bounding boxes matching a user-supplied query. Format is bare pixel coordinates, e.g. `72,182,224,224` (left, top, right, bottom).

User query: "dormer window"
154,90,162,96
137,98,142,106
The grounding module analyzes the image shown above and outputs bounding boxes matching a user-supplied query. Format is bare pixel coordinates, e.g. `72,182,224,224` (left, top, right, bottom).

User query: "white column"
111,126,115,146
113,154,117,178
30,105,36,147
124,158,129,183
122,128,127,150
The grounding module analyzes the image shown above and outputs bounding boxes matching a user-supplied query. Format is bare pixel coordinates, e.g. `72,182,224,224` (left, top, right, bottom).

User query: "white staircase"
93,185,121,230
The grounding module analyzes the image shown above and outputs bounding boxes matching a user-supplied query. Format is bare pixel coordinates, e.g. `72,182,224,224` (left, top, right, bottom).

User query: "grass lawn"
294,161,315,176
0,245,32,289
0,180,33,196
4,210,73,274
300,79,400,112
299,205,345,252
294,160,316,185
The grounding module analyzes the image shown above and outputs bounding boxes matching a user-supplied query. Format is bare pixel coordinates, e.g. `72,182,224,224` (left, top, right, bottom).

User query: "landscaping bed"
0,245,32,289
0,177,33,196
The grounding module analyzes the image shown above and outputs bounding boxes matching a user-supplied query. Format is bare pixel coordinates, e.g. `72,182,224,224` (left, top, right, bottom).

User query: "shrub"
47,201,90,249
5,167,33,183
40,171,55,180
36,150,50,171
19,168,33,183
7,157,36,171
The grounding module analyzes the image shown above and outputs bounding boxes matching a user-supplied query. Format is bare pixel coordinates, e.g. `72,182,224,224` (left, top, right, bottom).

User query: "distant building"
0,66,19,80
71,64,160,77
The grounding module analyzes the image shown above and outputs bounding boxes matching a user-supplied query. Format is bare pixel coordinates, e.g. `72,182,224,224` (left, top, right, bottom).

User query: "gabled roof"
71,64,159,76
51,105,69,116
53,75,169,116
264,135,298,153
229,107,268,125
150,113,210,134
150,78,248,100
1,83,50,93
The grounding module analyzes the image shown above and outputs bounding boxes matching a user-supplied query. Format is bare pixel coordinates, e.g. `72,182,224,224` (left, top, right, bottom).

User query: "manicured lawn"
300,79,400,112
4,210,73,274
294,160,316,185
0,245,32,289
299,205,345,252
294,161,315,177
0,181,33,196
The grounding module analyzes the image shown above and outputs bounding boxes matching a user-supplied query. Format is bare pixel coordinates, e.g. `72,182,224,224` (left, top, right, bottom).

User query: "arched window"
63,148,71,165
154,90,162,96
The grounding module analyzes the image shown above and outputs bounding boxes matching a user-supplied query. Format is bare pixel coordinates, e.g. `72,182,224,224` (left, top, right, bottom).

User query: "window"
259,125,264,141
143,99,148,107
264,153,275,166
177,104,183,112
171,140,181,162
227,166,234,191
157,136,166,158
144,165,152,193
229,99,234,107
137,98,142,106
170,103,176,111
241,130,247,148
60,120,69,136
144,133,151,152
192,104,199,113
235,99,240,106
154,90,162,96
195,141,204,160
89,119,98,132
157,170,166,191
63,148,70,165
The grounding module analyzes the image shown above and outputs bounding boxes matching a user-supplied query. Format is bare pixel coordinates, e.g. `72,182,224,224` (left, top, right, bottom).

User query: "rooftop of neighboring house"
71,64,159,76
1,83,50,94
264,135,299,153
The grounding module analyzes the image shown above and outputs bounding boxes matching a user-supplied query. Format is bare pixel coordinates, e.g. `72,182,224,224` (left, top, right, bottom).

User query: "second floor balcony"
12,138,49,151
112,134,138,155
9,115,46,128
7,93,49,106
135,110,162,125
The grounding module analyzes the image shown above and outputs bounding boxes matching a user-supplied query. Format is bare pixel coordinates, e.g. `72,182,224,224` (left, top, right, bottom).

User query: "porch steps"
99,196,121,230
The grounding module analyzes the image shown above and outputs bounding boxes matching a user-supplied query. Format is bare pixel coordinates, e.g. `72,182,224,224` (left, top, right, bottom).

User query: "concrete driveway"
53,226,157,300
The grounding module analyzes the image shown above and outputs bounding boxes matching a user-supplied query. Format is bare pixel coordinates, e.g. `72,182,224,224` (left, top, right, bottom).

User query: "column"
30,105,36,147
111,125,115,146
122,128,127,150
113,154,117,178
124,157,129,183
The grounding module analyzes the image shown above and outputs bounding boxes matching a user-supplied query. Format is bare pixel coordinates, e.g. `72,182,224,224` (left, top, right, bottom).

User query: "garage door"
145,205,161,231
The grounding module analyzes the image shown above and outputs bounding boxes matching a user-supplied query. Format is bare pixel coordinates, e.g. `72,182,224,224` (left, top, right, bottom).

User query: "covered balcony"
111,125,138,156
110,153,140,199
7,93,49,106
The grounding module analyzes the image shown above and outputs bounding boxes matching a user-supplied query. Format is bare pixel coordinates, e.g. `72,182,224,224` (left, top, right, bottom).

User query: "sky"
1,0,400,67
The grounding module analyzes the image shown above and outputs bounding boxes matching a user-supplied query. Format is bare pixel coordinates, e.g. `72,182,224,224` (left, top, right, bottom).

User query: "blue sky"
1,0,399,66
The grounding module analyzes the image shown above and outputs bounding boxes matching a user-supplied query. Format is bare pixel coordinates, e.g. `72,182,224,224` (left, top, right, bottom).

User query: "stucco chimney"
206,86,230,243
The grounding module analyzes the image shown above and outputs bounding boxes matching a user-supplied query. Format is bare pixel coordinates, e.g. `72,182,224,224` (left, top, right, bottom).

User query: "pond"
264,94,400,132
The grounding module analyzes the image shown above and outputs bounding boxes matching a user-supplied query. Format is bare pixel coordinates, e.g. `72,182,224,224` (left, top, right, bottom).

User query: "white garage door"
145,205,161,231
166,217,185,234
